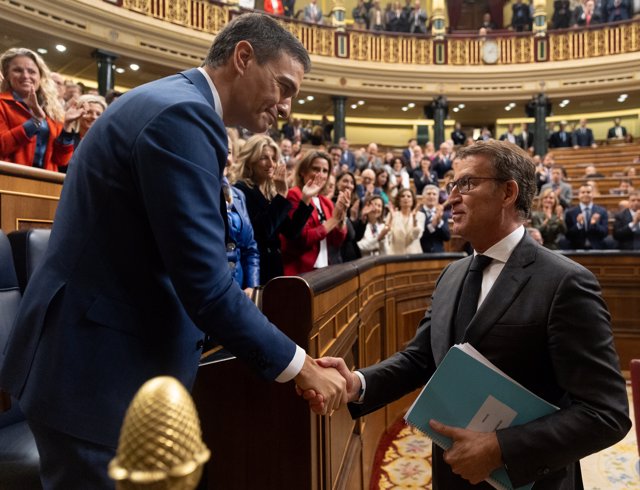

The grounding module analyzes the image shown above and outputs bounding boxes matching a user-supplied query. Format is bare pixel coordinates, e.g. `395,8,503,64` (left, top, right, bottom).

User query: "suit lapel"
431,257,469,365
464,234,537,346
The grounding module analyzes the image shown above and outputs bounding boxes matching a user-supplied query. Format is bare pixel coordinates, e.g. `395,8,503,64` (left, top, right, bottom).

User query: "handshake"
293,355,361,415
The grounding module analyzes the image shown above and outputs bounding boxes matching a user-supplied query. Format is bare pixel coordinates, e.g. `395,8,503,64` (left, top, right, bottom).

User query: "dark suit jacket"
419,207,450,253
613,208,640,249
349,233,630,489
548,130,572,148
572,127,595,147
564,204,609,249
0,69,299,448
607,126,627,139
340,150,357,172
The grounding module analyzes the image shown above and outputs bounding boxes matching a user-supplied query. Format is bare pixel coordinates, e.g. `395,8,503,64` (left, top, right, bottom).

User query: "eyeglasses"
446,176,509,194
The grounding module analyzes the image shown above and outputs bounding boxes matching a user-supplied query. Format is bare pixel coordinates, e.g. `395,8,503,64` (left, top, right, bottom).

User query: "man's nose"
277,99,291,119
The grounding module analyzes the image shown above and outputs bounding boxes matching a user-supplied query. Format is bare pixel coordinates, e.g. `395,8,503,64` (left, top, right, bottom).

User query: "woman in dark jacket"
231,134,321,285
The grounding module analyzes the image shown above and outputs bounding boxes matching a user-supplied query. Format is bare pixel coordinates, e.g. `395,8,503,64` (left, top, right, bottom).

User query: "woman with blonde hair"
231,134,322,284
281,150,349,275
68,94,107,150
0,47,81,171
531,188,566,249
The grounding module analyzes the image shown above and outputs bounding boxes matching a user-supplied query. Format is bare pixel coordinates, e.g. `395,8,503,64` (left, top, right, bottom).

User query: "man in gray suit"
303,140,630,489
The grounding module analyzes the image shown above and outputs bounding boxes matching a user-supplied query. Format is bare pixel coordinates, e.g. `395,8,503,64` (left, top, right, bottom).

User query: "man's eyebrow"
278,76,298,96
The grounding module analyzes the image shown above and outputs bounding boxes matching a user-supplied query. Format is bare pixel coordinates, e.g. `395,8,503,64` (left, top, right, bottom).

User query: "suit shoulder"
534,246,595,279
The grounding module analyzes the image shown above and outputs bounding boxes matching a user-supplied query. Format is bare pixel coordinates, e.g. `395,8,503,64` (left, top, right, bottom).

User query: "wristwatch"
31,117,43,129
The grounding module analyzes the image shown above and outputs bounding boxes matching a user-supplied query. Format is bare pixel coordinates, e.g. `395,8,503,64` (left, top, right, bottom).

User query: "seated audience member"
387,188,425,254
519,123,534,153
357,195,390,256
606,0,630,22
527,226,544,245
610,179,634,195
63,80,81,104
0,47,80,172
586,179,602,197
374,167,392,205
328,144,344,174
279,137,294,166
423,141,436,162
624,165,637,177
450,122,466,146
68,94,107,150
572,118,597,148
540,165,572,208
531,188,567,249
584,164,604,178
104,89,123,106
477,126,493,141
535,152,554,191
304,0,324,23
264,0,285,15
563,184,609,249
613,191,640,249
552,0,572,28
413,156,438,195
402,138,417,164
332,172,364,263
511,0,532,31
232,135,319,285
357,142,384,171
548,122,572,148
480,11,496,29
607,117,628,141
572,0,601,26
388,156,411,194
50,71,66,104
281,150,349,275
419,184,450,253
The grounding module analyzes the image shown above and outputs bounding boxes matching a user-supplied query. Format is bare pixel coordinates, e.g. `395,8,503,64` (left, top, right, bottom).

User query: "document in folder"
404,343,559,490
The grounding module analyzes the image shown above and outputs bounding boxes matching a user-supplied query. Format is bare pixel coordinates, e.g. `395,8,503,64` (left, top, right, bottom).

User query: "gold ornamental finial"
109,376,210,490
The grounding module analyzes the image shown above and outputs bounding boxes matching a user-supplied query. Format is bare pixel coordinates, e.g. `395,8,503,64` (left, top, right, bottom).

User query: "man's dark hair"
205,13,311,73
456,140,536,219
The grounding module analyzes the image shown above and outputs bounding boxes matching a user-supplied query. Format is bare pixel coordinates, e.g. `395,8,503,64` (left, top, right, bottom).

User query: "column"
92,49,118,97
332,96,347,144
429,95,448,148
531,93,550,157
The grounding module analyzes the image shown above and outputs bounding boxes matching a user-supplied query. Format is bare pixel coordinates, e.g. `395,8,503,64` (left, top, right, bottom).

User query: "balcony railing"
118,0,640,65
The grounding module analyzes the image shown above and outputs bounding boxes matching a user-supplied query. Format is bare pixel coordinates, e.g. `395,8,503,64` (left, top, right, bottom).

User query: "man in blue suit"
0,13,346,488
564,184,609,249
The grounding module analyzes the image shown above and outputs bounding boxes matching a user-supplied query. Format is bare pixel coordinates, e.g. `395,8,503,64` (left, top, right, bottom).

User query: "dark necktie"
584,206,592,230
454,255,493,343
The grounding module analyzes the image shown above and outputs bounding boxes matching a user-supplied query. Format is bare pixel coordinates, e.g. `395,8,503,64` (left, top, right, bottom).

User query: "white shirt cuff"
354,370,367,403
275,345,306,383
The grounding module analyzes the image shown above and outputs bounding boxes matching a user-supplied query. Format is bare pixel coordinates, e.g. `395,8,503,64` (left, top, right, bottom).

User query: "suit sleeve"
131,101,297,381
497,265,631,487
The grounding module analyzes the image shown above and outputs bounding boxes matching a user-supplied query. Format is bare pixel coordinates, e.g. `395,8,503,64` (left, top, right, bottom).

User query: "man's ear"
233,40,254,76
504,180,519,208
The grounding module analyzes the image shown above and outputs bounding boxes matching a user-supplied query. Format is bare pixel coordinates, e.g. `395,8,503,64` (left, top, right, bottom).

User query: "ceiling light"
401,107,409,112
407,102,415,108
298,99,305,104
508,103,516,108
37,48,48,54
306,95,314,101
357,100,365,105
505,106,512,111
115,68,125,74
350,104,357,109
458,103,465,109
617,97,626,103
452,107,460,112
561,99,570,105
129,63,140,71
55,44,67,53
619,93,628,99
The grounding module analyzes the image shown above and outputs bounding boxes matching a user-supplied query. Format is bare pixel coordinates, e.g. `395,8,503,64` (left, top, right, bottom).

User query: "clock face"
482,40,499,64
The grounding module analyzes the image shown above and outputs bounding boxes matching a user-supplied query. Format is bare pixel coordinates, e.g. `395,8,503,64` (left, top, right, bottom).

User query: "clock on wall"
482,40,500,64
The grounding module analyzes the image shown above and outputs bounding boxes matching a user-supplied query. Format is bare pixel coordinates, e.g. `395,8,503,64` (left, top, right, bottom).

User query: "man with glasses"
304,140,630,489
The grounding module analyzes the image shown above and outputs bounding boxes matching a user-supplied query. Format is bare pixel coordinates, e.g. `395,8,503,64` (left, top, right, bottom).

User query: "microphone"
109,376,210,490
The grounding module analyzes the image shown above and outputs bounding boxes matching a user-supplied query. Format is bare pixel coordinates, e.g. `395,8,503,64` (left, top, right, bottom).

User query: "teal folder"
404,343,558,490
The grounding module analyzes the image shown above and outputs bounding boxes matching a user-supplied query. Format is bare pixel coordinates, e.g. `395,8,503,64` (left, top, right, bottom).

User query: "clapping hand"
24,86,46,120
63,100,85,131
274,162,288,197
301,172,325,203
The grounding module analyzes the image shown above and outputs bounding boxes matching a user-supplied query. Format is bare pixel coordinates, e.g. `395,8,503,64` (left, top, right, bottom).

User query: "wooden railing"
191,251,640,490
117,0,640,65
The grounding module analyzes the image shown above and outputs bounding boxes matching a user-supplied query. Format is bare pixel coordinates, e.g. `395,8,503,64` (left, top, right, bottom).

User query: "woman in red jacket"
281,150,350,275
0,48,79,172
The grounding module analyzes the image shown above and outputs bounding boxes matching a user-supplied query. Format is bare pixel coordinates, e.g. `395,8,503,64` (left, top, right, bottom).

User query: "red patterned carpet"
370,385,639,490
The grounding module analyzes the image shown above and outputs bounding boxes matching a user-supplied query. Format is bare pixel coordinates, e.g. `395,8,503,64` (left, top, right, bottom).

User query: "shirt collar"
197,67,223,121
476,225,525,264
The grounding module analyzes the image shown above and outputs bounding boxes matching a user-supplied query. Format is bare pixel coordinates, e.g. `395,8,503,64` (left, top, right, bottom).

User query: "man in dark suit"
450,122,466,146
419,184,450,253
613,191,640,249
564,184,609,249
303,140,630,489
548,122,572,148
572,118,597,148
607,117,628,141
518,123,534,153
0,14,346,488
339,137,357,172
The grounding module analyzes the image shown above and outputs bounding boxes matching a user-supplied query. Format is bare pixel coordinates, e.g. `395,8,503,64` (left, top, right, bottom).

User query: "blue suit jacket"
0,69,297,447
564,204,609,249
